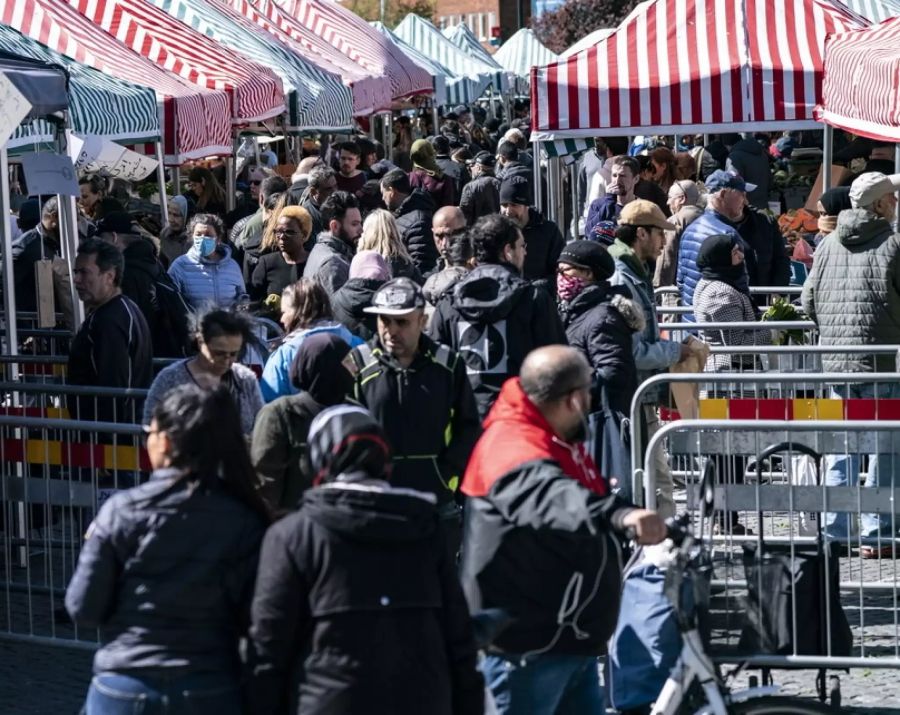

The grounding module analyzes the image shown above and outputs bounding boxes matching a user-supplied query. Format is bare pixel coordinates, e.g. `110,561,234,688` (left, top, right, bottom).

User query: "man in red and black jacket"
459,345,665,714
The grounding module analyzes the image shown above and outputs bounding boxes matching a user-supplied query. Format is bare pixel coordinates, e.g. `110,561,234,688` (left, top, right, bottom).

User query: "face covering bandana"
557,273,587,302
194,236,217,257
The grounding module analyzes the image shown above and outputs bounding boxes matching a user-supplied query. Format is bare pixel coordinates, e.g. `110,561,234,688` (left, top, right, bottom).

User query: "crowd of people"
3,103,894,712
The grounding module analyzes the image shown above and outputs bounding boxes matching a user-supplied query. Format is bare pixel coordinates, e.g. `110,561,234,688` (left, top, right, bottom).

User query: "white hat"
849,172,900,209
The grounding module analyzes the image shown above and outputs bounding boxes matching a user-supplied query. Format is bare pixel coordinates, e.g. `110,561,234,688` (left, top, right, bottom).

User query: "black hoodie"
331,277,386,341
427,263,567,418
247,484,484,715
394,189,437,273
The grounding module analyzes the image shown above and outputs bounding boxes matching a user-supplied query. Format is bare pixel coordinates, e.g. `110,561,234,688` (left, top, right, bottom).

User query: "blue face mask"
194,236,217,257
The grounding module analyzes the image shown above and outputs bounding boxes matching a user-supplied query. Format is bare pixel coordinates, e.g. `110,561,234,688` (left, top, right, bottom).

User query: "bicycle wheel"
730,695,834,714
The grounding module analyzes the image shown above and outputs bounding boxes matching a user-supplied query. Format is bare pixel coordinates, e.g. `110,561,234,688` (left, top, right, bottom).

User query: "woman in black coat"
247,405,484,715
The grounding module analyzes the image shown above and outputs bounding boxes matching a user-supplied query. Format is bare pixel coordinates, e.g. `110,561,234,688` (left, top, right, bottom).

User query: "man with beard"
460,345,665,714
499,175,565,283
584,155,641,239
302,191,362,297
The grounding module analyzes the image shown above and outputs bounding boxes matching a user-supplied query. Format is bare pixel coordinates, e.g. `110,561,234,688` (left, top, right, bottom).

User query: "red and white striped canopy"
225,0,393,115
819,16,900,141
0,0,232,162
66,0,285,124
268,0,434,106
531,0,867,140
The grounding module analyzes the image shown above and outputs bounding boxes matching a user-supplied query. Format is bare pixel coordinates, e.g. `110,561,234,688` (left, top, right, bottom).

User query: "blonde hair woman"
358,208,422,284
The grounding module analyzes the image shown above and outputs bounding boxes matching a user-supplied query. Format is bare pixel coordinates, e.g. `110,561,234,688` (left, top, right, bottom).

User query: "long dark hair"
151,384,272,524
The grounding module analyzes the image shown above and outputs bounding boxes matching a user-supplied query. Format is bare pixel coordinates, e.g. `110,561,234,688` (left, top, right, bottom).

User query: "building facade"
435,0,529,45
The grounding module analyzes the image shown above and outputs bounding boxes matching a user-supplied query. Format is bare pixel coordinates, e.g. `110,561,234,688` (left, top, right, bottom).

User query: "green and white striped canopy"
394,15,497,103
370,21,448,107
493,29,558,90
443,23,511,93
0,24,159,150
147,0,353,132
841,0,900,22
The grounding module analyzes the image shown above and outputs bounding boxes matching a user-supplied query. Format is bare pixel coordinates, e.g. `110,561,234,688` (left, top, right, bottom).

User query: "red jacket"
462,378,608,499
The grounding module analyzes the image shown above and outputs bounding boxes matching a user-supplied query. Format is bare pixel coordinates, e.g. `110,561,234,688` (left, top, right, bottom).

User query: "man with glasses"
610,200,691,518
460,345,665,714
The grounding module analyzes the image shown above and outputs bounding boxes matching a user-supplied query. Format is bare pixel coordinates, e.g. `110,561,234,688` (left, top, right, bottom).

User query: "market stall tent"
531,0,867,140
559,29,615,60
841,0,900,22
819,15,900,141
0,0,233,162
370,21,448,107
443,22,512,92
147,0,353,131
494,28,558,89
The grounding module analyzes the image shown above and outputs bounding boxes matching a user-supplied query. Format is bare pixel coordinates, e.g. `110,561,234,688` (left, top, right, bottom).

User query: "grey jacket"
802,208,900,372
65,469,266,676
302,232,355,297
609,240,683,403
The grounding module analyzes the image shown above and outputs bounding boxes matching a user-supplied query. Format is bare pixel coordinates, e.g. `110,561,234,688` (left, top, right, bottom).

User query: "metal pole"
226,131,238,214
432,104,439,137
533,143,543,214
823,125,833,192
56,125,83,330
172,166,181,200
0,146,17,360
385,113,393,163
895,144,900,232
569,162,578,240
155,141,168,229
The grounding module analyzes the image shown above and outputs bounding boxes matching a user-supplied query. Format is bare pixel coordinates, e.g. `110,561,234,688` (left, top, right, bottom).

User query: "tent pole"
533,144,543,214
569,162,578,240
56,125,83,330
156,141,169,229
489,84,496,120
822,125,833,192
0,145,17,361
226,131,238,214
432,103,439,137
385,113,393,162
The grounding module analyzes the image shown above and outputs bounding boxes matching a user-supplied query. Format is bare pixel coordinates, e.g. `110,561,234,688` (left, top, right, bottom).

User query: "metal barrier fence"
643,417,900,671
655,286,803,307
0,382,149,425
0,355,178,385
0,415,147,647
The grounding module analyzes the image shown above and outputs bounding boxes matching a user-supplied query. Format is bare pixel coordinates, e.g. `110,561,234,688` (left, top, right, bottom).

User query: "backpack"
150,271,193,357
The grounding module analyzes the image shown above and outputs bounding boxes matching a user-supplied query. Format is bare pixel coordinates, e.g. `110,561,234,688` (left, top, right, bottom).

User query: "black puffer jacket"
522,208,566,282
331,277,385,341
394,189,437,273
427,263,567,418
65,470,267,676
561,284,645,415
247,484,484,715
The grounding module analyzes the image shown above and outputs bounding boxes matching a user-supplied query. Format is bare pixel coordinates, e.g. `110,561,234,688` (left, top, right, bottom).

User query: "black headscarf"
289,332,353,406
696,234,750,294
308,405,392,484
818,187,852,217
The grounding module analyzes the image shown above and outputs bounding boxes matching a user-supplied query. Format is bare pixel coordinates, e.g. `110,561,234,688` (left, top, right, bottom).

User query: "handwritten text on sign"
0,73,34,147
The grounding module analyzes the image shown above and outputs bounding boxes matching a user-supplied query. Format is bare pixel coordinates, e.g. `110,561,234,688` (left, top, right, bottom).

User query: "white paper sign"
66,132,159,181
0,73,34,147
20,152,79,196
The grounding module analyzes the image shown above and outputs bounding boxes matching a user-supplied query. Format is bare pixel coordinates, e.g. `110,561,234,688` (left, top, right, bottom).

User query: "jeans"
84,672,241,715
825,382,900,539
481,654,604,715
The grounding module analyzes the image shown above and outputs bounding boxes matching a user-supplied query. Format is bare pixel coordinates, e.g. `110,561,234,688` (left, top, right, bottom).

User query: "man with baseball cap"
499,175,565,282
460,151,500,225
611,200,692,518
802,171,900,556
349,277,480,554
677,169,756,307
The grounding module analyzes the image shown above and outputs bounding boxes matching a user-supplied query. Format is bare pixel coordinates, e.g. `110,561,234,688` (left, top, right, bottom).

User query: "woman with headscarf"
159,195,190,268
693,234,767,372
814,186,853,245
247,404,484,715
409,138,456,209
251,333,353,515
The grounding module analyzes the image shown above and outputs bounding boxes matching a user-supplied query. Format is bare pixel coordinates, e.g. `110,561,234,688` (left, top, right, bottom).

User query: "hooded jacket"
167,243,246,310
331,277,385,341
65,469,266,676
423,266,468,306
460,378,632,658
802,208,900,372
349,335,480,507
521,208,566,282
726,138,771,209
302,232,356,298
427,263,567,418
247,484,484,715
394,189,438,273
561,285,645,415
410,168,456,209
734,206,791,295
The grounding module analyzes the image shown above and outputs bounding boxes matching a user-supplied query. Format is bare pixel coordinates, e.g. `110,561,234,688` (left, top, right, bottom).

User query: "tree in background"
346,0,435,26
531,0,636,54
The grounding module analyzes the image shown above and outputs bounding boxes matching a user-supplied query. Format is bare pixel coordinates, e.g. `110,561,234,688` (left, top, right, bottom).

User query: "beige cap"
849,172,900,209
618,199,676,230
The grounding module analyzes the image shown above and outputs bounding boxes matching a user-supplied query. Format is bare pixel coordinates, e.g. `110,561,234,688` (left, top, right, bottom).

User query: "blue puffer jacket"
260,321,363,402
168,244,246,310
676,209,743,307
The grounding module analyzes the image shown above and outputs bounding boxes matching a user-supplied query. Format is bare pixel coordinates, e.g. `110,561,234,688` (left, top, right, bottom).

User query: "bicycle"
646,500,834,714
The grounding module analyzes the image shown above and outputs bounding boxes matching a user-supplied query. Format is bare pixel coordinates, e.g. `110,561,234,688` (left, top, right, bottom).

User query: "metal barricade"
661,319,819,346
654,285,802,307
0,356,179,384
0,382,149,425
0,416,147,647
643,416,900,671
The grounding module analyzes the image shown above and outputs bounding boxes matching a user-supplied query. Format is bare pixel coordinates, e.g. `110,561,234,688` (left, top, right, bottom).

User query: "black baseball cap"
363,277,426,316
467,150,496,168
94,212,137,235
